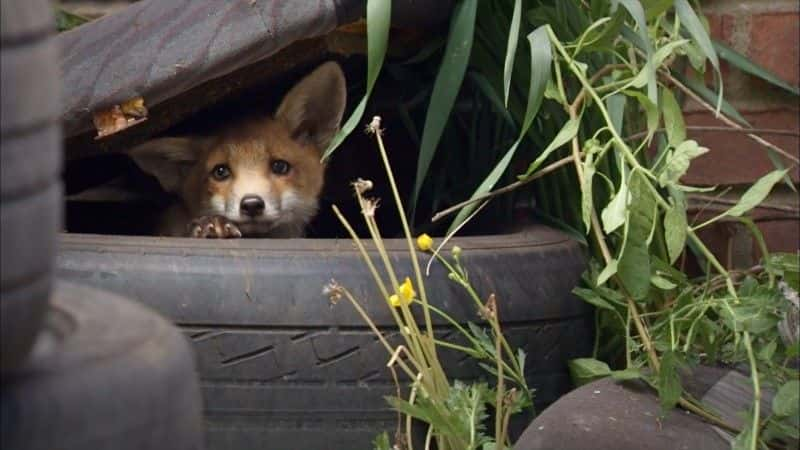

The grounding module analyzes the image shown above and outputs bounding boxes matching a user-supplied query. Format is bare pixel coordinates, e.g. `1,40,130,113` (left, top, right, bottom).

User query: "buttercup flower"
416,234,434,252
389,277,416,307
399,277,415,298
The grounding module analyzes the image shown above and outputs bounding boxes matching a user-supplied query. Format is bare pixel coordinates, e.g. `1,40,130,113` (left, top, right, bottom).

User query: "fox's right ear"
127,137,199,193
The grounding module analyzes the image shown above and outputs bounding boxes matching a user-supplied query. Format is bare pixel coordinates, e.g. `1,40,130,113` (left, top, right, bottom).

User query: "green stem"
547,27,651,180
687,231,738,299
738,217,774,288
495,317,505,449
743,332,761,450
432,338,480,355
360,198,434,387
373,127,446,388
338,287,419,380
332,205,419,355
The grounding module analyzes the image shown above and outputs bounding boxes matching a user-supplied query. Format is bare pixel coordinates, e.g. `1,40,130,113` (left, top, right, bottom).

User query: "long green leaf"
773,380,800,417
574,287,616,311
674,73,749,126
521,117,580,177
503,0,523,106
618,170,653,300
658,349,683,410
661,87,686,147
568,358,612,386
658,140,709,187
664,190,688,264
653,39,691,68
641,0,673,20
410,0,478,218
765,150,797,193
624,90,659,144
581,149,597,232
675,0,723,113
606,93,626,134
598,259,619,286
613,0,657,104
322,0,391,161
713,40,800,96
448,25,552,234
727,169,790,217
601,166,628,235
582,10,627,53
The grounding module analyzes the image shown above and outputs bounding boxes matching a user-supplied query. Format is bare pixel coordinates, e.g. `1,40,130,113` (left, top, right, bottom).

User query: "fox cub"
128,62,346,238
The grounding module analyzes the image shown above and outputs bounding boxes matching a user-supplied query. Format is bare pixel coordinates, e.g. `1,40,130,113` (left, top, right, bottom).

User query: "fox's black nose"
240,195,265,217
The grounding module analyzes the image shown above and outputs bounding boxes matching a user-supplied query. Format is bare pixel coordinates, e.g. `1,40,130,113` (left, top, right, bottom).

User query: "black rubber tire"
57,224,593,450
514,375,730,450
0,0,62,372
0,275,52,372
0,32,61,135
1,123,62,199
0,281,204,450
514,365,783,450
0,0,55,42
1,183,61,286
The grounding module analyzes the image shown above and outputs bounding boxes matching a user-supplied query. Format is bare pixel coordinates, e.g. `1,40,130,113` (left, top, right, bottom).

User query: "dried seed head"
480,293,497,320
393,431,407,450
503,388,520,407
365,115,383,135
361,197,380,217
322,279,344,305
352,178,374,195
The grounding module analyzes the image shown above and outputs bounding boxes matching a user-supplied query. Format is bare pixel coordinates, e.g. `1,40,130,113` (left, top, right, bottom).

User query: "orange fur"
128,62,346,238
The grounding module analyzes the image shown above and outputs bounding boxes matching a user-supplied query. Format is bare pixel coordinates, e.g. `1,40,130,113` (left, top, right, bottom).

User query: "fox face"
128,62,346,238
175,120,327,237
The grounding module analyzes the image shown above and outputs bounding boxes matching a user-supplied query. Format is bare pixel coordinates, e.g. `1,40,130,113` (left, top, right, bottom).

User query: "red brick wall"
683,0,799,267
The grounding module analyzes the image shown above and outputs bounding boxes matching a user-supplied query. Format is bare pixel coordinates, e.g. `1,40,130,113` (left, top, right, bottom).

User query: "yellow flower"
399,277,415,299
416,233,434,251
389,277,416,307
388,294,405,307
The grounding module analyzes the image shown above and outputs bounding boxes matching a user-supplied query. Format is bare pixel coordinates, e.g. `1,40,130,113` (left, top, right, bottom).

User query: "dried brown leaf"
93,97,148,139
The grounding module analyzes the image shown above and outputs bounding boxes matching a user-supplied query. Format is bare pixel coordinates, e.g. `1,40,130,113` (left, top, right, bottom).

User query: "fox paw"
188,216,243,239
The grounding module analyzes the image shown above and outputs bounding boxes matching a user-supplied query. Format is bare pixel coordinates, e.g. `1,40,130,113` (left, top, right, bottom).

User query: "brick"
748,12,800,86
690,218,799,270
754,219,800,258
706,13,733,43
693,221,739,269
683,109,800,185
703,14,735,83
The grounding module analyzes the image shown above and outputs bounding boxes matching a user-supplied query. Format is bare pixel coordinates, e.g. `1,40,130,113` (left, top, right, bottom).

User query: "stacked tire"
1,2,204,449
0,0,62,372
2,282,206,450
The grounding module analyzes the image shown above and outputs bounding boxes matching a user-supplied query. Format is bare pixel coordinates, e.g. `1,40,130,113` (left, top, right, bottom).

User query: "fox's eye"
211,164,231,181
271,159,291,175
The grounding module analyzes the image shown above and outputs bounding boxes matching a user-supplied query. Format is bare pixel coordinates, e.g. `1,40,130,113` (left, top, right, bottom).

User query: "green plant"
326,117,532,450
55,8,90,32
325,0,799,448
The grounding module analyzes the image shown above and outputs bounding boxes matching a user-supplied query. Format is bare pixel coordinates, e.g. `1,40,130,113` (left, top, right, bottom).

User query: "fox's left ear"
275,61,346,152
